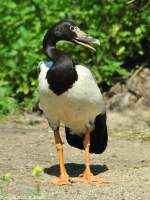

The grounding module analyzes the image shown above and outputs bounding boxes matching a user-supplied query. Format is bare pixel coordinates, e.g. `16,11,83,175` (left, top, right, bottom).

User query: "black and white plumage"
38,61,107,153
38,19,109,184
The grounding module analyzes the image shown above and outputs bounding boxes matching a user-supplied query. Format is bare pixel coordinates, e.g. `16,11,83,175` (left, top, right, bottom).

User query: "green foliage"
32,165,43,177
0,82,18,115
2,173,13,183
0,0,150,115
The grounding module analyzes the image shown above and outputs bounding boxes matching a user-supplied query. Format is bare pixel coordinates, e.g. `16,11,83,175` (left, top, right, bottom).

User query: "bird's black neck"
43,30,73,68
43,33,78,95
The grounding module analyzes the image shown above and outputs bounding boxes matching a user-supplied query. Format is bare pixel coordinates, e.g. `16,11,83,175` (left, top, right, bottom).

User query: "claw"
51,175,73,185
79,169,111,184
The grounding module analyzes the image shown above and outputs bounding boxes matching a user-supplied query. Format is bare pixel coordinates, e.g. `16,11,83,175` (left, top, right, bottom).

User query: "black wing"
65,112,108,154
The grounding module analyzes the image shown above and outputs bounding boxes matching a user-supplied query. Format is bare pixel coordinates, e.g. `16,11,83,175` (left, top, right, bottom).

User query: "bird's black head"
52,19,77,42
44,19,100,52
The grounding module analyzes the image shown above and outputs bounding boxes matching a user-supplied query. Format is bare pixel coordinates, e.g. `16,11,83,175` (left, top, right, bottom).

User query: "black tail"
65,112,108,154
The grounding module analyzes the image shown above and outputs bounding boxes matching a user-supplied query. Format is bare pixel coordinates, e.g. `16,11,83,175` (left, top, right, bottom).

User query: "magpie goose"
38,19,110,185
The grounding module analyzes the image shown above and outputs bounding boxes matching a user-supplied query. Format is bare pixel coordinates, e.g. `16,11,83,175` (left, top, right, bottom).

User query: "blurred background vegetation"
0,0,150,115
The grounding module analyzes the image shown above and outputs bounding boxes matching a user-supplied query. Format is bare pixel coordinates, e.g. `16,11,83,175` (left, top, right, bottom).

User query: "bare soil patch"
0,107,149,200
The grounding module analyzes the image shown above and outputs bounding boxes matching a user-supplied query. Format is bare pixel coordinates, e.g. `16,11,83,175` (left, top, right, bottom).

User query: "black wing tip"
65,112,108,154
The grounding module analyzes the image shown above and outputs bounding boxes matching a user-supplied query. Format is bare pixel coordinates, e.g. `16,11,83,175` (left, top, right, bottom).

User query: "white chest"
38,61,105,132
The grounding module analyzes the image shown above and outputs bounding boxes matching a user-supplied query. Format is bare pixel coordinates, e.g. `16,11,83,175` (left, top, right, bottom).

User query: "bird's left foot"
79,168,111,184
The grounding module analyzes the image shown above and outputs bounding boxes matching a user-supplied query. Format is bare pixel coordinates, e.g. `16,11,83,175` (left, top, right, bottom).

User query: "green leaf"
116,46,126,56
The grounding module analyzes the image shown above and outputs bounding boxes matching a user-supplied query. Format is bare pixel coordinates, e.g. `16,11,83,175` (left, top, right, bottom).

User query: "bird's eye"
70,26,76,31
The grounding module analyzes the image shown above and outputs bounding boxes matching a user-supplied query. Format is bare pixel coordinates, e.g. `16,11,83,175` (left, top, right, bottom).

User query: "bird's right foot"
51,174,73,185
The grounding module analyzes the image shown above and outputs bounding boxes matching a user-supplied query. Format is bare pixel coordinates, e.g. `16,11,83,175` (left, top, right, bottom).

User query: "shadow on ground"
44,163,108,177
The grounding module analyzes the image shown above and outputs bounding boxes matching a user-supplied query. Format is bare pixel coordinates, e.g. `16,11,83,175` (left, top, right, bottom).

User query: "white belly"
39,62,105,132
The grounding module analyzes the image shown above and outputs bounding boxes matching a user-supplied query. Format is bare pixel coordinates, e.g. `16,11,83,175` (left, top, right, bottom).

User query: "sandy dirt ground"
0,108,150,200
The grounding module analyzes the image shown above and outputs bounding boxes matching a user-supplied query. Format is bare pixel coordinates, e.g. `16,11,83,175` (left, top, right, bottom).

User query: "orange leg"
51,128,72,185
79,127,111,184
